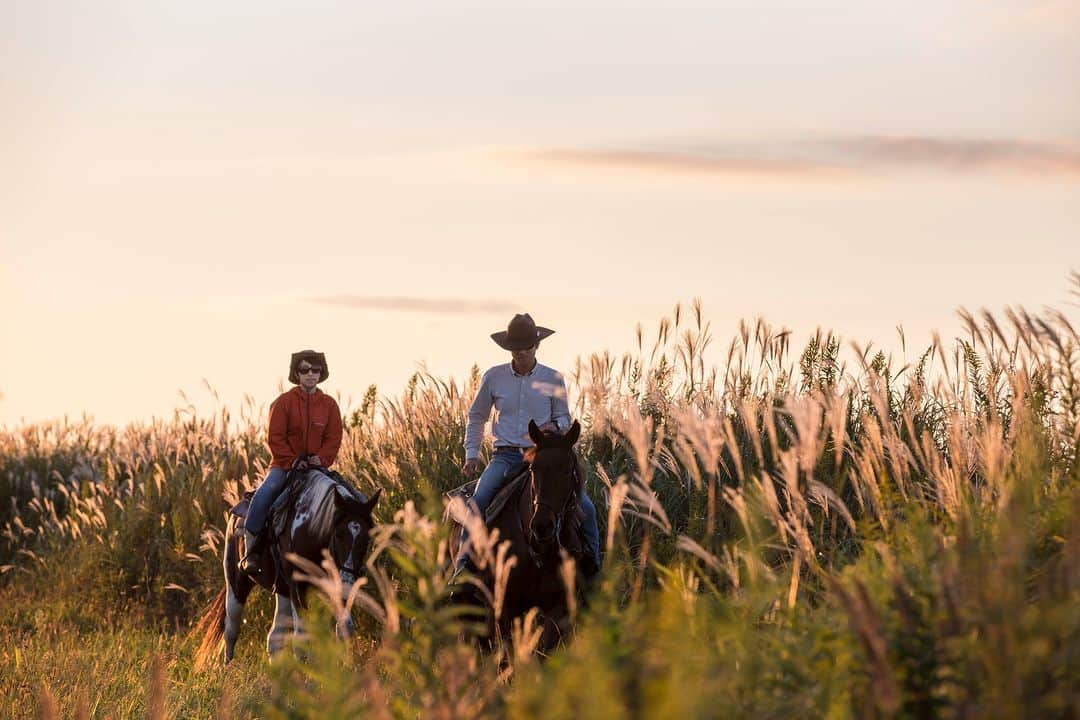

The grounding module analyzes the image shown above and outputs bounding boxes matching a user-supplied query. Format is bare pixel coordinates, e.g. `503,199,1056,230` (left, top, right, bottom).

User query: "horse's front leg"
268,592,297,658
292,587,306,642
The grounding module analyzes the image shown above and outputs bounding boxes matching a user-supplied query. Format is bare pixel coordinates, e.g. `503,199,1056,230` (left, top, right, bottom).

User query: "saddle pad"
268,470,370,539
227,483,294,527
270,477,306,538
445,466,529,525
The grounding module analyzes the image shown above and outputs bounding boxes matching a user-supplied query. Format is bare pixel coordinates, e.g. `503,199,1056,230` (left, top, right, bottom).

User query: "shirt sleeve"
464,369,494,460
318,397,344,467
267,395,296,468
551,371,571,431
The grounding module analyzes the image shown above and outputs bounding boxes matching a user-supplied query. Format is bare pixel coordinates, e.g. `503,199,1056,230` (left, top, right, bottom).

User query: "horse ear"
528,419,544,445
362,487,382,516
564,420,581,446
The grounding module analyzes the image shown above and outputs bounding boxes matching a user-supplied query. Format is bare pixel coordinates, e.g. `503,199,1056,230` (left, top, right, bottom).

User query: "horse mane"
293,471,341,543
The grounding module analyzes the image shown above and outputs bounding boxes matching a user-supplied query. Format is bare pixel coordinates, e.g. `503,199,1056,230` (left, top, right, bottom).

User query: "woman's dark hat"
289,350,329,384
491,313,555,351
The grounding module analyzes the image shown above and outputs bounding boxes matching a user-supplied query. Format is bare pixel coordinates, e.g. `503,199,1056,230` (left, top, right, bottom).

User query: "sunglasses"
297,366,322,375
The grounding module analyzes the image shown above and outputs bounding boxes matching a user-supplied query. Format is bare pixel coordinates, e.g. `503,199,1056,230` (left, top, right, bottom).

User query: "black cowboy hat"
288,350,329,384
491,313,555,351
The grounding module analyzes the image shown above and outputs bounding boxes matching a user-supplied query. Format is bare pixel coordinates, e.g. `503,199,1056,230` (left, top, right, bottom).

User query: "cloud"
523,135,1080,179
530,148,833,176
827,136,1080,174
311,295,516,314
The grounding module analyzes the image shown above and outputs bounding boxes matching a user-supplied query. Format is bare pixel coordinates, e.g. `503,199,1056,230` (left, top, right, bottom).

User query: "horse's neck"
490,477,531,542
274,474,334,554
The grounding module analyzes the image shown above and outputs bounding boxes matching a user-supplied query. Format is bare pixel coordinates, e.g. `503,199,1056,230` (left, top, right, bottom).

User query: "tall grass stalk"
3,279,1078,718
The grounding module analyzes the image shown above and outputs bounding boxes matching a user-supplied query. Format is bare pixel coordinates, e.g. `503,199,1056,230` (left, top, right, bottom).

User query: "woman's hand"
462,458,484,477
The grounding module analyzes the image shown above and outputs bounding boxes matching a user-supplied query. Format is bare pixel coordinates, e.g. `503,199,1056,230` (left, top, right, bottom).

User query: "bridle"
328,513,371,581
524,452,581,567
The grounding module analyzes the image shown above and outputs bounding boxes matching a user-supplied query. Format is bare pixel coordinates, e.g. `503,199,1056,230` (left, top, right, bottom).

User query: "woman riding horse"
194,349,380,664
242,349,343,577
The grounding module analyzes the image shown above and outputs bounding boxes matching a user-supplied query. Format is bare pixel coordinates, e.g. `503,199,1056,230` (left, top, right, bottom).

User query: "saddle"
445,465,530,526
230,468,364,540
445,466,588,561
229,486,296,538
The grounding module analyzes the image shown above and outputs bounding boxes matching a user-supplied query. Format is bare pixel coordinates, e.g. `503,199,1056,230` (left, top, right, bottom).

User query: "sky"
2,0,1078,426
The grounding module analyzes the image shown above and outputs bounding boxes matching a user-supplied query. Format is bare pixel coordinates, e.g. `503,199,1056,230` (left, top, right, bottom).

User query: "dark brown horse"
454,419,588,652
194,469,380,666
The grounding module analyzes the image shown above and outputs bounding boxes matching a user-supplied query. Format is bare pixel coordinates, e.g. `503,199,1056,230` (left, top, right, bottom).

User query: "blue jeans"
247,467,289,534
462,448,601,569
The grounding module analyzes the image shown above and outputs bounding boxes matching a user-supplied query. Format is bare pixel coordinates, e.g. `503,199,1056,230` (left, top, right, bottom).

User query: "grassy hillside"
2,293,1078,719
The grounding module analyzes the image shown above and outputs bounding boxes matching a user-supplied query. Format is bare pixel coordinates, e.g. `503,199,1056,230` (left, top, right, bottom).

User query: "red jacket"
267,387,343,470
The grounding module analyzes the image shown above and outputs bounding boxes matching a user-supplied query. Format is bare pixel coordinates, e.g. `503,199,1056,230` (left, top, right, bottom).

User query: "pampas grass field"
3,280,1079,719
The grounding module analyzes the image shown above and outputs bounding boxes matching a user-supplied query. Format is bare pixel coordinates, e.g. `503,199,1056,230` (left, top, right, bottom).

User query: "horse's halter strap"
329,517,367,580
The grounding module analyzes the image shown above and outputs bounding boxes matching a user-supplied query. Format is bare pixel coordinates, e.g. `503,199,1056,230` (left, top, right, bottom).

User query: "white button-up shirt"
464,362,571,459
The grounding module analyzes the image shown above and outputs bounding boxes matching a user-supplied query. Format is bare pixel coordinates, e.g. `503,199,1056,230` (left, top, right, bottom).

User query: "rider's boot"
239,527,264,577
447,549,482,606
450,550,477,585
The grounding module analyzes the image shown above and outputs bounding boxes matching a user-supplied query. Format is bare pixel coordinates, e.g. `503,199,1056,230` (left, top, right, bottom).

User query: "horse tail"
191,586,227,671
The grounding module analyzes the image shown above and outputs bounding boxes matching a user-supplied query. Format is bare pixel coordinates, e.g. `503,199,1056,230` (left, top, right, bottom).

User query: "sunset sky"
2,1,1078,425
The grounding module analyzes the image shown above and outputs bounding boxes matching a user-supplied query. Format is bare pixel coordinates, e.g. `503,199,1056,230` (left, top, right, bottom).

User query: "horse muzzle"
529,515,562,564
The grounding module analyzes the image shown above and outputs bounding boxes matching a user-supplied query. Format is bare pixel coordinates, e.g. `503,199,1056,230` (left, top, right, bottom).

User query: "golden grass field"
2,286,1079,719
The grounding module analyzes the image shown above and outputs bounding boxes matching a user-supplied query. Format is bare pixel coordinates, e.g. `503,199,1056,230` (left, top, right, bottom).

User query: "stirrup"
448,559,483,606
239,554,261,576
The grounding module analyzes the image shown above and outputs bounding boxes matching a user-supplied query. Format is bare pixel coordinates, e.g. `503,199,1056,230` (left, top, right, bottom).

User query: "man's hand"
309,455,324,468
294,457,310,471
462,458,484,477
537,421,560,435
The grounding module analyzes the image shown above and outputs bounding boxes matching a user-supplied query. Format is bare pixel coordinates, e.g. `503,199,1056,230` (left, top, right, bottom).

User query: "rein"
329,523,366,580
524,456,582,568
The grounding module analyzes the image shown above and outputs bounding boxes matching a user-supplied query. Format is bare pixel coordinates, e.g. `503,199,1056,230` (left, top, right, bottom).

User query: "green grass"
2,289,1079,718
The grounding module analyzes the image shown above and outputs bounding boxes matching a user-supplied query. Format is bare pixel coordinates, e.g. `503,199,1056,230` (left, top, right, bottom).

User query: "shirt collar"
511,361,537,377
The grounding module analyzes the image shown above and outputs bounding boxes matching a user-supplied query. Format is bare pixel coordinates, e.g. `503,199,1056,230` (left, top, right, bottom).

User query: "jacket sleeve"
551,371,571,432
267,396,296,468
464,369,494,460
318,398,344,467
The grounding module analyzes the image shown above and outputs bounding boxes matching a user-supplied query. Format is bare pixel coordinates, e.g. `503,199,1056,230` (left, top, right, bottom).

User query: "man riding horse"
241,349,344,577
454,313,601,579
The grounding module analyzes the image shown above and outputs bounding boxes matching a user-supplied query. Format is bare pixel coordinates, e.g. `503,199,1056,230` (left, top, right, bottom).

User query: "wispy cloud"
827,136,1080,174
530,148,832,176
523,135,1080,179
311,295,515,314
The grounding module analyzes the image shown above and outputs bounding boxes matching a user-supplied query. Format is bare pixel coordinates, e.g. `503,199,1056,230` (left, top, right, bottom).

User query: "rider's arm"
550,371,571,432
317,396,344,468
464,369,494,460
267,395,297,469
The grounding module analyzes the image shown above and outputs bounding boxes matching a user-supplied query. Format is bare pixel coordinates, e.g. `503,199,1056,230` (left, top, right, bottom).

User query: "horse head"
326,485,381,587
319,484,379,637
524,419,582,561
